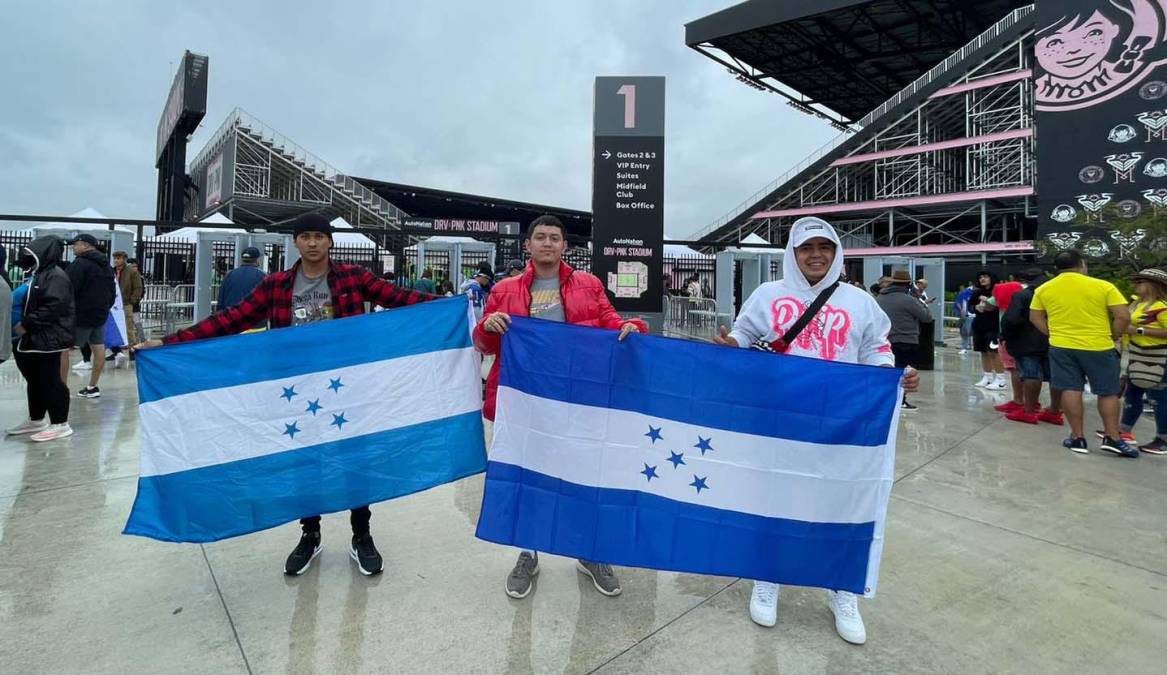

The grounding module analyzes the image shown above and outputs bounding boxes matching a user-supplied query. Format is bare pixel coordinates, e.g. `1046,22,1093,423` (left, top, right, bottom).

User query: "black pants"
892,343,918,404
891,342,918,369
300,506,371,535
14,350,70,424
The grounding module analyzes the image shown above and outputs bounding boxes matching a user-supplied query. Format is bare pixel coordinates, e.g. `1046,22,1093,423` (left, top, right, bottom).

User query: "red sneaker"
1037,409,1064,426
1005,409,1040,424
994,400,1024,413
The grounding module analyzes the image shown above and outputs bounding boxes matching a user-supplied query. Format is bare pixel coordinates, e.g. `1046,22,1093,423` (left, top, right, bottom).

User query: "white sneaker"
827,590,866,645
958,349,968,355
6,418,48,435
749,580,779,627
30,423,73,442
114,352,129,369
985,375,1008,391
974,374,992,388
72,361,92,371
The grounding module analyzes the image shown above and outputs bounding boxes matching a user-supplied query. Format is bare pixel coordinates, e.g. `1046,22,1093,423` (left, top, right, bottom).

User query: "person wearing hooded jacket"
713,216,919,646
6,236,75,442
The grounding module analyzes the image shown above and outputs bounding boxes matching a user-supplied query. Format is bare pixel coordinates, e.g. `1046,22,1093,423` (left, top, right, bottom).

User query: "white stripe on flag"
140,346,482,477
491,386,895,525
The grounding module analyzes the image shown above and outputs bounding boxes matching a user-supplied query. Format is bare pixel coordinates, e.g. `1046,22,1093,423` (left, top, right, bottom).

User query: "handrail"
685,4,1035,241
189,108,407,227
858,5,1034,127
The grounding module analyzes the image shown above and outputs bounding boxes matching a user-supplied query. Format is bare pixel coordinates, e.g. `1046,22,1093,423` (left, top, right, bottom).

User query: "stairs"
689,4,1035,243
189,108,407,229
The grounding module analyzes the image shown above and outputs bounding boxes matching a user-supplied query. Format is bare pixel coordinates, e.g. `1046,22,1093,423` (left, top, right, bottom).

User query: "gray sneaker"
505,551,539,599
576,560,622,596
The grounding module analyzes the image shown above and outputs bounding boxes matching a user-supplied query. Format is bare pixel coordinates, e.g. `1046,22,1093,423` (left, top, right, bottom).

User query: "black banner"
400,218,520,235
591,77,665,313
1036,0,1167,260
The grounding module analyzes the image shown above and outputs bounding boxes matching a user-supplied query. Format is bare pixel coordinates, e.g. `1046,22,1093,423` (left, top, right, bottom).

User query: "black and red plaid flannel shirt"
164,262,435,344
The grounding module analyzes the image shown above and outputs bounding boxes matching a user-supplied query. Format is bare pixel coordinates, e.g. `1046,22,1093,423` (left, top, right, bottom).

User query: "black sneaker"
900,401,918,412
1100,436,1139,458
77,386,101,399
350,533,383,575
506,551,540,599
1063,436,1088,454
576,560,622,596
284,532,322,575
1139,438,1167,455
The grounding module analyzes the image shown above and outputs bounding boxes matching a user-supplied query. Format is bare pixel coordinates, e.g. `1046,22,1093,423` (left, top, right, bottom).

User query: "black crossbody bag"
751,282,841,353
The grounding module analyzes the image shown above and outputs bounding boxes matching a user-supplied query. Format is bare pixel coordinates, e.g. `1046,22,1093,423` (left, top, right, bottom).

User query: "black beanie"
291,213,333,238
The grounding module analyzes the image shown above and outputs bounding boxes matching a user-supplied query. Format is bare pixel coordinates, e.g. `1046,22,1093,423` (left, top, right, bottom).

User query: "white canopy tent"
329,217,376,248
26,208,136,235
734,233,780,255
164,213,249,242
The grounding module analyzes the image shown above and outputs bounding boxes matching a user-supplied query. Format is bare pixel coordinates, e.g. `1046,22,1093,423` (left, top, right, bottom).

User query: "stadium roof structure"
354,178,592,240
685,0,1031,126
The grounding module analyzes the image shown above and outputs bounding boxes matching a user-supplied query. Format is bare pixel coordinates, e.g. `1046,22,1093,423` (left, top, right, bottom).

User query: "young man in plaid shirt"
137,213,436,576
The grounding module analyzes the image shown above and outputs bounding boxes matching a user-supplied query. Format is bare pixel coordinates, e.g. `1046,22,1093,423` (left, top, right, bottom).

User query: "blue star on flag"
640,463,659,482
328,377,345,393
690,475,709,494
280,385,298,402
694,436,714,455
331,412,348,430
645,425,663,444
667,451,686,468
283,421,300,439
305,399,323,416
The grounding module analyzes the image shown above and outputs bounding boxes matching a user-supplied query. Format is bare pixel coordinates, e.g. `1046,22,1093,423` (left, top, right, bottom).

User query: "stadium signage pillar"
592,76,664,324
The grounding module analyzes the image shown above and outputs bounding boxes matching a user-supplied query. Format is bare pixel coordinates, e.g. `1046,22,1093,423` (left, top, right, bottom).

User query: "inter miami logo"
1105,152,1144,181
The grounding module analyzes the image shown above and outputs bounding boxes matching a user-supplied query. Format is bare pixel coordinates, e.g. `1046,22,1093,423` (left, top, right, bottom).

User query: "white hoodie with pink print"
728,217,894,367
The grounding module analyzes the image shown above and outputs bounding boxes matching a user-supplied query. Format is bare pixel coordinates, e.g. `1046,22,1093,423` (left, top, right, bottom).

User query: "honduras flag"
104,281,128,349
125,297,487,543
475,318,902,596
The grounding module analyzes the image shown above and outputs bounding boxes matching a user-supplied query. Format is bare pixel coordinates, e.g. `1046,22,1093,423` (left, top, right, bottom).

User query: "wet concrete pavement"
0,348,1163,674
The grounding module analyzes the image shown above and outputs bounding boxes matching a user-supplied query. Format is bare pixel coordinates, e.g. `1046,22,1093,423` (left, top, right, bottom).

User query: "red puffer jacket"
473,260,649,420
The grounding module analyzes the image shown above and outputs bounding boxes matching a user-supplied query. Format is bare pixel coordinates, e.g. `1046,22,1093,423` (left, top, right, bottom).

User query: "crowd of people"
5,209,1159,651
2,234,147,442
953,251,1165,457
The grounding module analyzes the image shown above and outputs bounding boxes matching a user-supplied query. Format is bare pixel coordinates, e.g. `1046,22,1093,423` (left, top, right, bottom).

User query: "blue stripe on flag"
124,411,486,543
137,296,471,403
499,317,900,447
475,461,874,594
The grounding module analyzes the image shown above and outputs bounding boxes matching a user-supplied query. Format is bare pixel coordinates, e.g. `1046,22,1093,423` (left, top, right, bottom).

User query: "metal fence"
663,296,728,341
664,255,716,298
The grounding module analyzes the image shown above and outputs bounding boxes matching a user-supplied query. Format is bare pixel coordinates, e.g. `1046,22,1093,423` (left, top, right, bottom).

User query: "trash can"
915,321,936,371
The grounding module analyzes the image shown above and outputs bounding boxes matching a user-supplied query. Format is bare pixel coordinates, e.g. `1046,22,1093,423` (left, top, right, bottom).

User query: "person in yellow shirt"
1120,268,1167,455
1029,250,1135,457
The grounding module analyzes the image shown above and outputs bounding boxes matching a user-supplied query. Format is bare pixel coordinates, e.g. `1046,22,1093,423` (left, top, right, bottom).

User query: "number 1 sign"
592,76,665,314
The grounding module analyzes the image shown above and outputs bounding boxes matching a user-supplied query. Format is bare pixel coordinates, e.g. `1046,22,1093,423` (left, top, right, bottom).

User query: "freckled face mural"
1038,1,1167,259
1036,1,1167,111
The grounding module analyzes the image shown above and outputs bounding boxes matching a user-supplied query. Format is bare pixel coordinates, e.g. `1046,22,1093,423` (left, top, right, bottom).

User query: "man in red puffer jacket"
473,214,648,600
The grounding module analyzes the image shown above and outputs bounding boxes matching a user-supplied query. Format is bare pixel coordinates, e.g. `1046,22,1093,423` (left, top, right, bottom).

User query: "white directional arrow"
602,150,611,159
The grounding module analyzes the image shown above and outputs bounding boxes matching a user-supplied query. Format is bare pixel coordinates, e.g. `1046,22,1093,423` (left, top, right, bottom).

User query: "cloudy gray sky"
0,1,838,239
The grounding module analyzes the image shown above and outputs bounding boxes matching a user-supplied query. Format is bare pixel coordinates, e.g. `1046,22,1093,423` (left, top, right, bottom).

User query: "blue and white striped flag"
125,297,487,543
475,318,902,596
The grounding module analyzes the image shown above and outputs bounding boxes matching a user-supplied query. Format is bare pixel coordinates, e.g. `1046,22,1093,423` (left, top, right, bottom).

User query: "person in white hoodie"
714,216,918,645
